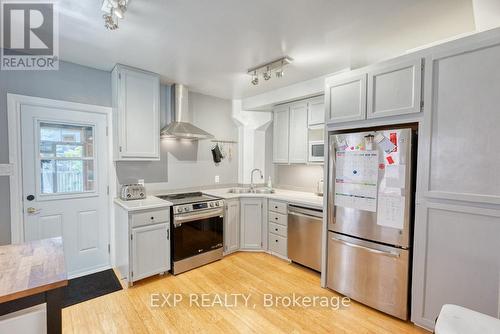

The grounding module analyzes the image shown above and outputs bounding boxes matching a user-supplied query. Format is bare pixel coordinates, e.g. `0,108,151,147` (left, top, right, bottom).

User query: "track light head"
251,72,259,85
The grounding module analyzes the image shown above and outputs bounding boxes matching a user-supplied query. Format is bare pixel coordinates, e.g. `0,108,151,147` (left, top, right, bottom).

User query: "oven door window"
173,215,223,261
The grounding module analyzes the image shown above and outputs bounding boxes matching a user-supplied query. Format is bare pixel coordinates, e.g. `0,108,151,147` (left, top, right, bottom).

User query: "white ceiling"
58,0,475,99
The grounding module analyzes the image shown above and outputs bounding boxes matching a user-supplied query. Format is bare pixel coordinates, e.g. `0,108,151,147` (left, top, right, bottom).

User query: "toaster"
120,184,146,201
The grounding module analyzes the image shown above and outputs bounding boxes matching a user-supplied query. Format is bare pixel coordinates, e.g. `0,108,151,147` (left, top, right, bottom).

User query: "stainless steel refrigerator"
326,126,416,320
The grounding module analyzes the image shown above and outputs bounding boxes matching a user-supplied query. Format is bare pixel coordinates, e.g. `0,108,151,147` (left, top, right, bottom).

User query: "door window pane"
39,122,95,195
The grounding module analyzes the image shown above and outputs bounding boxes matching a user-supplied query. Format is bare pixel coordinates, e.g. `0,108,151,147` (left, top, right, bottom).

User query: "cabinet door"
116,66,160,160
240,198,262,250
224,199,240,254
308,96,325,126
272,106,289,163
131,223,170,281
367,58,422,119
325,73,367,123
288,102,308,163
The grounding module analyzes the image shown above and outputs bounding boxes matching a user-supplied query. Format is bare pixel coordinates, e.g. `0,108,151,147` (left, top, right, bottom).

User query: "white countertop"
203,188,324,210
114,196,172,212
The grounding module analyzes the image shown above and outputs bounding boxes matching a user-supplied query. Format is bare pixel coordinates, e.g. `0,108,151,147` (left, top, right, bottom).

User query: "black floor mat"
63,269,123,307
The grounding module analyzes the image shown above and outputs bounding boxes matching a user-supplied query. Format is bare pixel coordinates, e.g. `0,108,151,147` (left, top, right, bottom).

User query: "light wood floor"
63,252,430,333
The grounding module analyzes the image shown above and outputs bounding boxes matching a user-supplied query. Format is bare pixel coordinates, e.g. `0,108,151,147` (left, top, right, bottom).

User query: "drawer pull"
274,206,278,209
275,228,278,231
150,216,154,220
275,240,278,243
275,217,278,220
331,237,400,258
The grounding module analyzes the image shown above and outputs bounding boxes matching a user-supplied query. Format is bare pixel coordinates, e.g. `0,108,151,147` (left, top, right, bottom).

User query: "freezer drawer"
327,232,409,320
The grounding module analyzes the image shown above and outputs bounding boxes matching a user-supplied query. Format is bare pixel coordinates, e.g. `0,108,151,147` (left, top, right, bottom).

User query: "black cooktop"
156,192,220,205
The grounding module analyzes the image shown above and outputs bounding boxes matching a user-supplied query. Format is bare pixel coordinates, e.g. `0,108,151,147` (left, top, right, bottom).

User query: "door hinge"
106,126,109,137
107,186,110,195
130,234,133,241
131,271,133,277
119,146,122,152
420,101,424,111
118,73,121,80
108,244,110,254
261,242,263,247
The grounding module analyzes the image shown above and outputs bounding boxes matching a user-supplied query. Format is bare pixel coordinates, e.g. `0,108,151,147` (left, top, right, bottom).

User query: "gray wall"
274,164,324,193
116,89,239,190
0,61,112,245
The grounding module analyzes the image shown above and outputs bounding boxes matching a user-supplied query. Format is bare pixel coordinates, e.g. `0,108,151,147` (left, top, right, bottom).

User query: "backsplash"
273,164,324,193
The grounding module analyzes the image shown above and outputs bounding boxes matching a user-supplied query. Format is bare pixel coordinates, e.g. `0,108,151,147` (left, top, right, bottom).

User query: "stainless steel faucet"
250,168,263,190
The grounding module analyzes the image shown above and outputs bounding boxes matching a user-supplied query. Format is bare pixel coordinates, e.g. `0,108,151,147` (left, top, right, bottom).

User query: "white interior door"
21,104,109,277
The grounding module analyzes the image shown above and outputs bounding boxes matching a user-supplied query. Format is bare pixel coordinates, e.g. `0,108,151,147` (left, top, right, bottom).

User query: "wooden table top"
0,237,67,303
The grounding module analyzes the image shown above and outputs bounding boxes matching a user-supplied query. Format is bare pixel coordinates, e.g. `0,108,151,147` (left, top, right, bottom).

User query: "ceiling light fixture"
247,56,293,86
101,0,129,30
251,71,259,86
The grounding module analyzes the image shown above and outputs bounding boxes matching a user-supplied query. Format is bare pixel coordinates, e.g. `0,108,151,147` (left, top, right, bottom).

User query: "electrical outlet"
215,175,220,183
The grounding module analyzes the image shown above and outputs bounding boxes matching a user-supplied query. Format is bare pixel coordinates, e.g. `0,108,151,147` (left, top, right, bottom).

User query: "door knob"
26,207,39,214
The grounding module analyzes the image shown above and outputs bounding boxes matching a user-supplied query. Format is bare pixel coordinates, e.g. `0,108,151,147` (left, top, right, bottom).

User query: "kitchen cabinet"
325,73,367,123
367,58,422,119
131,223,170,282
307,96,325,126
325,57,423,124
288,102,308,163
272,105,290,163
268,200,288,259
112,64,160,161
224,199,240,254
411,37,500,330
114,205,170,285
240,198,264,250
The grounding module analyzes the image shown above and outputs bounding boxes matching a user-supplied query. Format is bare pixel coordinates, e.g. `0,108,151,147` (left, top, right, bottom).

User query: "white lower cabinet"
240,198,265,250
268,200,288,259
114,205,171,285
224,199,240,254
131,223,170,282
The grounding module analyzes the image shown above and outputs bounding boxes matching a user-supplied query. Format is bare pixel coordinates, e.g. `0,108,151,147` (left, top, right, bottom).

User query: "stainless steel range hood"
160,84,214,140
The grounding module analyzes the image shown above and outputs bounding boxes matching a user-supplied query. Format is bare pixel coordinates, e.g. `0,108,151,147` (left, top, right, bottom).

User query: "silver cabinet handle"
288,211,323,221
331,237,400,258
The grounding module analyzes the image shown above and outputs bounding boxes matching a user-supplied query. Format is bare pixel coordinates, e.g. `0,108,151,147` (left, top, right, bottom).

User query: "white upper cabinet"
288,102,308,163
367,59,423,119
112,64,160,161
272,105,290,164
325,73,367,123
307,96,325,126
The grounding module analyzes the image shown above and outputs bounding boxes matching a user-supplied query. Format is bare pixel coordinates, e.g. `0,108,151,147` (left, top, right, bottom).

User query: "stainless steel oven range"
156,192,224,275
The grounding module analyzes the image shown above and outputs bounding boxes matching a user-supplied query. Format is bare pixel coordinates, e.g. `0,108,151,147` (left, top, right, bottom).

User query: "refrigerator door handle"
330,237,400,258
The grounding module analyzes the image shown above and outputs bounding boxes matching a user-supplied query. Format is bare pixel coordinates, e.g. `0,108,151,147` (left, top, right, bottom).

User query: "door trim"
7,94,115,256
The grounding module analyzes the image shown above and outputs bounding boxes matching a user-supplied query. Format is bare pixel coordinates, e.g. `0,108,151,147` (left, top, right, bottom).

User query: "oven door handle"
174,208,224,226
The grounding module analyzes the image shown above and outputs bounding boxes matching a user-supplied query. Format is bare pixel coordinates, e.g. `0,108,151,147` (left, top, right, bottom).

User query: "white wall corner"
473,0,500,31
232,99,272,184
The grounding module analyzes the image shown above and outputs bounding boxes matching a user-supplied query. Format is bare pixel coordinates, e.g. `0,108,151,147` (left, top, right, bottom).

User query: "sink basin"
228,188,252,194
252,188,275,194
227,187,275,194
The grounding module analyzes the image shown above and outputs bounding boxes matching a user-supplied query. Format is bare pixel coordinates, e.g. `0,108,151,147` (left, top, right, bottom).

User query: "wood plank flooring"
63,252,430,333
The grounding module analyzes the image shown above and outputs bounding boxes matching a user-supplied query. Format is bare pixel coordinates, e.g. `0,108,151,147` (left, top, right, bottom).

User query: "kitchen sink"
227,187,275,194
228,188,252,193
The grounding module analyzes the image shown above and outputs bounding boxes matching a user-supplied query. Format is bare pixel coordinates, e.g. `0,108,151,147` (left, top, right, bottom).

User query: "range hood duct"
160,84,214,140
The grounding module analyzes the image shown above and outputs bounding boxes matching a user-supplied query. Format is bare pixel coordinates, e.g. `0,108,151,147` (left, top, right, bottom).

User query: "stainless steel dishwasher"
287,205,323,272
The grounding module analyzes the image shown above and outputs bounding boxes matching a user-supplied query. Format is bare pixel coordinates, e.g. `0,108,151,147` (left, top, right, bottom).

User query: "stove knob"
184,207,189,212
210,202,214,208
177,207,182,213
215,202,219,207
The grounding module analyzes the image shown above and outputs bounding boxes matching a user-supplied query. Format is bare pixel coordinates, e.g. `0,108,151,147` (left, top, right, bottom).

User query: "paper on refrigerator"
377,193,405,229
334,151,378,212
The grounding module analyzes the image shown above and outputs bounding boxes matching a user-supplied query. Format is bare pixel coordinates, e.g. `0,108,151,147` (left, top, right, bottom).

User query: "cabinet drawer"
269,233,287,257
131,209,169,227
269,211,287,226
269,200,287,214
269,222,287,237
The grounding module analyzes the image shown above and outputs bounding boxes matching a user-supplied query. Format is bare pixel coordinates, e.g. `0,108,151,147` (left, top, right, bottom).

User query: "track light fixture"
247,56,293,86
101,0,129,30
251,71,259,86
